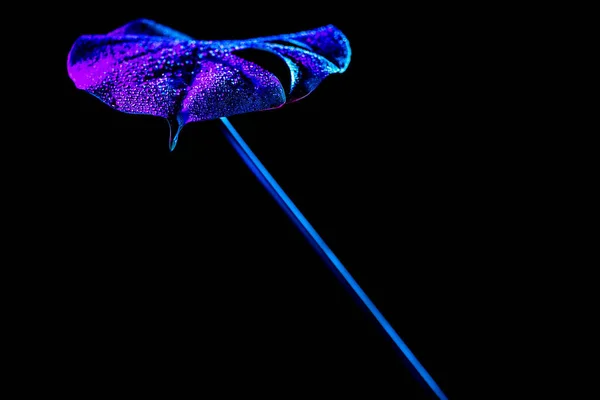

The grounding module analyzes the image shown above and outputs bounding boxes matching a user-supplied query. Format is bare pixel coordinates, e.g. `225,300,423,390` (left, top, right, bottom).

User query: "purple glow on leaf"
67,19,351,150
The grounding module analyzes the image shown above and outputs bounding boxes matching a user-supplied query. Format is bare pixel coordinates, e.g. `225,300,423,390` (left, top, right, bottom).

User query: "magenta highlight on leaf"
67,19,351,150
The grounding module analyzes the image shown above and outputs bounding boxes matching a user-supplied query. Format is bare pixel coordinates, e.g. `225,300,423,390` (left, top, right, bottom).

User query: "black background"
13,3,508,398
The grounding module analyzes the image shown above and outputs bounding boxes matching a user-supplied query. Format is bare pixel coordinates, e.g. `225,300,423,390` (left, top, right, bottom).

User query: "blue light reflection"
220,117,448,400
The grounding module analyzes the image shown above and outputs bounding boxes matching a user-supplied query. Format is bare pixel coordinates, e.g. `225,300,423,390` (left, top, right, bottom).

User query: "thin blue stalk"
219,117,448,400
